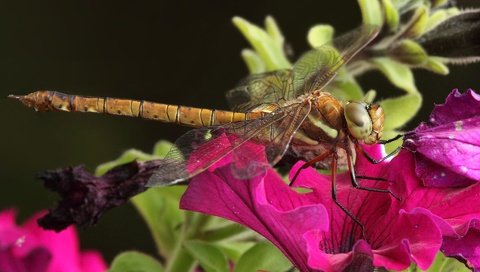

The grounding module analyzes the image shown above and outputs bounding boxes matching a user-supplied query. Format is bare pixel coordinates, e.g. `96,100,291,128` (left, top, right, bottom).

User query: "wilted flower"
404,89,480,187
37,160,161,231
0,209,107,272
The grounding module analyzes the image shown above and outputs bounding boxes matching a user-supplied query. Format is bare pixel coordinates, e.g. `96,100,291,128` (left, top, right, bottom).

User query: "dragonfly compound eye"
344,101,372,140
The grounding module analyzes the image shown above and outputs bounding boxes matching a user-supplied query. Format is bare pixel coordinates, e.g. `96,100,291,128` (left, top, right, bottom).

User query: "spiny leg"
347,153,401,201
331,156,366,240
378,134,403,145
357,145,401,164
358,134,404,164
356,176,388,182
289,150,332,186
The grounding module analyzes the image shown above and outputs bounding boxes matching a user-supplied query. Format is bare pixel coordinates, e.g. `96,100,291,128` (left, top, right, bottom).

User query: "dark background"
1,0,479,262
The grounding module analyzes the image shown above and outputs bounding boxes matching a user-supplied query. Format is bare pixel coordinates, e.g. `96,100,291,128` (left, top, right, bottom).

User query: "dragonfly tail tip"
7,94,21,100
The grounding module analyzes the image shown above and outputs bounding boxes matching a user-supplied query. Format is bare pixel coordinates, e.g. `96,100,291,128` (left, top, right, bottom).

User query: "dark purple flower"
181,142,480,271
404,88,480,187
37,160,161,231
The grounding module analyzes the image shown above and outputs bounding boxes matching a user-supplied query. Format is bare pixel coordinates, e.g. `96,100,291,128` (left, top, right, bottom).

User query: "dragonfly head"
344,101,384,145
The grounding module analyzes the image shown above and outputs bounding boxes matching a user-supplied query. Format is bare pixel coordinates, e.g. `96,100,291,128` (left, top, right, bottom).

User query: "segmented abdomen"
19,90,263,127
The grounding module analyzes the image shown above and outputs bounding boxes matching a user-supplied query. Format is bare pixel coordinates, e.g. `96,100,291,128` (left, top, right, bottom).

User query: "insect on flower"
9,25,401,236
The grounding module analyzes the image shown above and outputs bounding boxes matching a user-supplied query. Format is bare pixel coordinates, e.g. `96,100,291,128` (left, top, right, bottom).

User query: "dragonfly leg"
331,155,366,240
358,134,403,164
356,175,388,182
357,145,401,165
378,134,403,145
347,154,401,201
289,150,332,186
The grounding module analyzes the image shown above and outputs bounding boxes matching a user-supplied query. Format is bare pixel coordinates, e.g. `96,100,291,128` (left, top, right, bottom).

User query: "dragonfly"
9,25,400,236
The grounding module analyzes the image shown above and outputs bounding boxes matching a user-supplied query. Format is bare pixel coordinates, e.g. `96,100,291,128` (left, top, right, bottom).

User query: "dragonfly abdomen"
9,90,263,127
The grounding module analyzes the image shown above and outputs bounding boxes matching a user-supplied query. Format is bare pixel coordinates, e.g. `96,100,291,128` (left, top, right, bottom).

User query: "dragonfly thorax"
344,101,384,144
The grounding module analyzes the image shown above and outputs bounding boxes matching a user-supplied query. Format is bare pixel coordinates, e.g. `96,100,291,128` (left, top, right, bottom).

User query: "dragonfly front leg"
358,134,404,164
347,153,400,201
359,145,401,164
377,134,403,145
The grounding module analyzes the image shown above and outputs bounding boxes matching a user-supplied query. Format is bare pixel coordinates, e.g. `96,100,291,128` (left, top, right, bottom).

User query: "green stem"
164,213,194,272
163,212,212,272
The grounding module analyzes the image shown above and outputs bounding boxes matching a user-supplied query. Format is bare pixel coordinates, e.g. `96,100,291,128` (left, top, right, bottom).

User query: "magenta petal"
289,149,442,271
372,208,441,270
389,150,480,269
0,246,52,272
182,128,480,270
305,234,374,272
180,166,329,271
0,209,107,272
425,89,480,124
441,219,480,270
404,89,480,187
80,251,108,272
23,212,82,272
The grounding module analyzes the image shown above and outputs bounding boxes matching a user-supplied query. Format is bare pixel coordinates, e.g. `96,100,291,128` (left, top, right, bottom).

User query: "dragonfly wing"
230,101,312,179
226,70,293,112
147,102,311,187
292,25,380,96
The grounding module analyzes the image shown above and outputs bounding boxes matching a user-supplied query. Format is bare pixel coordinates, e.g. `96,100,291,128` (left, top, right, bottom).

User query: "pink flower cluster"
0,210,107,272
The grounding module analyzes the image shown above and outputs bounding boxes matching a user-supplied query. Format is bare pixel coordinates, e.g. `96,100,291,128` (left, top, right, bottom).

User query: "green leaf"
131,187,186,258
232,16,292,71
109,251,164,272
379,92,422,131
307,24,334,48
95,140,170,176
234,241,292,272
201,223,250,242
95,149,157,176
358,0,383,26
423,57,449,75
371,57,418,93
426,252,470,272
215,241,255,262
164,249,196,272
184,241,230,272
329,77,364,101
264,16,284,46
389,39,428,66
431,0,449,8
241,49,266,74
382,0,400,30
404,5,429,39
152,140,173,157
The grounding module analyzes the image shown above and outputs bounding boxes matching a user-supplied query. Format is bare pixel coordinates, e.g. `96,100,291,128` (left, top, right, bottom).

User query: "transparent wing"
147,101,311,187
226,25,379,111
292,25,379,96
225,70,293,112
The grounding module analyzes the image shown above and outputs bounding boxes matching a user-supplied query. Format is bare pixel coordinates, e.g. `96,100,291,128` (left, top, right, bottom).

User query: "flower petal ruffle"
180,165,329,272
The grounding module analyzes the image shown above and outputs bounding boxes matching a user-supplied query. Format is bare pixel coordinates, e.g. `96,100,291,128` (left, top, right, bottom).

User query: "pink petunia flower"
0,209,107,272
180,141,480,271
